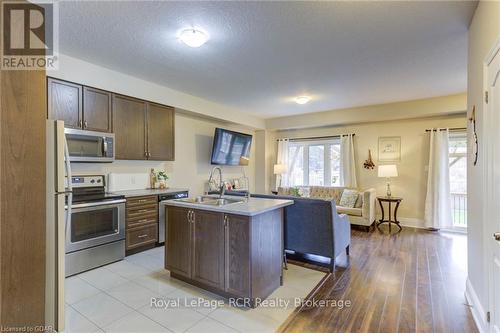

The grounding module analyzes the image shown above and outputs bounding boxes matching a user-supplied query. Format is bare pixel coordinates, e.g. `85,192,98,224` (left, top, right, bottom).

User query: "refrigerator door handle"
64,135,73,192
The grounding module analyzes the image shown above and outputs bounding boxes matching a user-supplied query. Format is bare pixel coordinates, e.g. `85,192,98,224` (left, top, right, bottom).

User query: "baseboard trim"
465,277,487,333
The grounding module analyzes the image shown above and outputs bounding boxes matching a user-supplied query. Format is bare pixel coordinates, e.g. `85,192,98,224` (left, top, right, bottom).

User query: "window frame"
287,138,340,187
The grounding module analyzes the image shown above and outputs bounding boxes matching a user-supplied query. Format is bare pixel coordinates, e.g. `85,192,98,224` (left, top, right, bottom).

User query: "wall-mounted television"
210,128,252,166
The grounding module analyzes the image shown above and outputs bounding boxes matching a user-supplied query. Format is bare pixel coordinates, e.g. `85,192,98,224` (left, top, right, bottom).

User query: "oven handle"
70,199,126,209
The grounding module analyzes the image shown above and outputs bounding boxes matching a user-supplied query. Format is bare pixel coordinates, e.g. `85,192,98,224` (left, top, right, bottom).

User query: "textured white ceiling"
59,1,477,119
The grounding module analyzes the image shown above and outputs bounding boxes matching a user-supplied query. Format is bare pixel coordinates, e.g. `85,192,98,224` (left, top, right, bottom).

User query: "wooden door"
224,214,251,297
166,207,192,278
147,103,175,161
83,87,112,132
112,94,147,160
486,41,500,333
191,210,225,289
47,78,82,129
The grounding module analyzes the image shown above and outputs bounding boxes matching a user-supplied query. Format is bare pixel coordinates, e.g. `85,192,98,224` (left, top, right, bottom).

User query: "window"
449,133,467,228
287,139,341,187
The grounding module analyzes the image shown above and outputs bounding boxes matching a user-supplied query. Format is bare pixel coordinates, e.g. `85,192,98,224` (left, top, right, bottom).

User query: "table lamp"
378,164,398,197
274,164,288,190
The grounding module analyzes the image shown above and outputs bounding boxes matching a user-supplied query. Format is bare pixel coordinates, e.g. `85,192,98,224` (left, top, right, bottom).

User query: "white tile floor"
64,246,325,333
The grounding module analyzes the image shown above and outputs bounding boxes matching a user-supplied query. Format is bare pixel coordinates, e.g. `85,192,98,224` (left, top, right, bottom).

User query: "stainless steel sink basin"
174,196,243,206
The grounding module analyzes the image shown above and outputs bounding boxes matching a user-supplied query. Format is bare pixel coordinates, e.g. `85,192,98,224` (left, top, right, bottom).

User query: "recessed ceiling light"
294,96,311,105
179,29,209,48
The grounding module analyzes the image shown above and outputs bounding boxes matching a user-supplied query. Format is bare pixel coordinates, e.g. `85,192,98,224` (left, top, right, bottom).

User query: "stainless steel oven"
65,128,114,162
66,200,125,253
65,175,125,276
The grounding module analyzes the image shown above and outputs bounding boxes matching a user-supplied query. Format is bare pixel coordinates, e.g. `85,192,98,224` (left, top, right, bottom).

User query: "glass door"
449,132,467,229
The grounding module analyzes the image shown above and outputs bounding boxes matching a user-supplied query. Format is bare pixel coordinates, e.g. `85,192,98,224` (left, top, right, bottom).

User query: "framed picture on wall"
378,136,401,162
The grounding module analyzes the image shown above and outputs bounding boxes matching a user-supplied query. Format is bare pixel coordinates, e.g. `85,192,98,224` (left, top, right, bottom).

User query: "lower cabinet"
191,210,225,289
125,195,158,254
166,206,269,301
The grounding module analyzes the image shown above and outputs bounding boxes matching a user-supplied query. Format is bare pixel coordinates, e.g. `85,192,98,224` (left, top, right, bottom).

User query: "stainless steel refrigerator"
46,120,72,332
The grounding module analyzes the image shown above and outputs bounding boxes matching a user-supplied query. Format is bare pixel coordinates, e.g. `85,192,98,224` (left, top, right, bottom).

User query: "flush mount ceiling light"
179,29,209,48
294,96,311,105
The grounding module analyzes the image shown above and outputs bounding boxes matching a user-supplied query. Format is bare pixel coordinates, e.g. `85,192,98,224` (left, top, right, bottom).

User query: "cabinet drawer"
127,215,158,228
127,206,157,218
126,196,158,208
126,224,157,250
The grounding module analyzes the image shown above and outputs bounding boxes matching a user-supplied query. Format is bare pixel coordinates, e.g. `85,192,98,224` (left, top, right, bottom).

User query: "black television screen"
210,128,252,166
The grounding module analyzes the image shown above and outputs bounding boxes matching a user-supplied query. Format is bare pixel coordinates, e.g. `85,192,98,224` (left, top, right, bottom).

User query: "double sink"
174,195,244,207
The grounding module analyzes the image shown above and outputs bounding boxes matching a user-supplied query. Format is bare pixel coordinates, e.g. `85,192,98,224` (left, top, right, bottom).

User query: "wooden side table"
377,196,403,233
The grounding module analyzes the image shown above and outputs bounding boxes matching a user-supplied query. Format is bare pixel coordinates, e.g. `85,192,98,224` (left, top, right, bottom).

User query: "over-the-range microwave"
65,128,115,162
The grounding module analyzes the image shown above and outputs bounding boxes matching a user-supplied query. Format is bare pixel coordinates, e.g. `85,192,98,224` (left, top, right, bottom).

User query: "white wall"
466,2,500,331
266,93,466,130
71,113,256,196
268,115,466,227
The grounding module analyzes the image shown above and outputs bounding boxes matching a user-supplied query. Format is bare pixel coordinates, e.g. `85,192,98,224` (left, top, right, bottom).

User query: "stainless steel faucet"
208,167,225,198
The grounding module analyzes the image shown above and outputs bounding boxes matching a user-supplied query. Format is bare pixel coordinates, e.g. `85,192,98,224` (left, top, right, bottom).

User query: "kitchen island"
164,196,293,307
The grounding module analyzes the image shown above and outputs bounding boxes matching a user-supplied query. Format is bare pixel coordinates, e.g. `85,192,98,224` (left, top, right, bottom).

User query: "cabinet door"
166,207,192,278
225,214,251,297
112,94,147,160
147,103,175,161
47,78,82,128
191,210,225,289
83,87,112,132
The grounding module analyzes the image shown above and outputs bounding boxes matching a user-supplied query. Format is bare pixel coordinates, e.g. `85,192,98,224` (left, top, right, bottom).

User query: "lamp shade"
378,164,398,178
274,164,288,175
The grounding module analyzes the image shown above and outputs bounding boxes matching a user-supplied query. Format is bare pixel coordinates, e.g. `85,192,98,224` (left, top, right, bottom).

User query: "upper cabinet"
47,77,175,160
47,78,112,133
47,78,82,129
83,87,112,132
112,95,175,161
112,94,147,160
147,103,175,161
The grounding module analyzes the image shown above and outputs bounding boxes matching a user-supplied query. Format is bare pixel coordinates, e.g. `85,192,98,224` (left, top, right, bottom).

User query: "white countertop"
163,195,294,216
110,188,189,198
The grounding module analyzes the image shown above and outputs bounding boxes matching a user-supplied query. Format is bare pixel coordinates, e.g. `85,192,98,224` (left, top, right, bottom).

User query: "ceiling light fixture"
294,96,311,105
179,29,209,48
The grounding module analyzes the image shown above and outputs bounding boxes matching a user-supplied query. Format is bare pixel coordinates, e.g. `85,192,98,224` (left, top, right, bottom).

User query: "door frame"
484,36,500,333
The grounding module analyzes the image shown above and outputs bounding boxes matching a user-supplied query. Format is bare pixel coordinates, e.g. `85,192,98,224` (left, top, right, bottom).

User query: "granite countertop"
163,195,294,217
110,188,190,198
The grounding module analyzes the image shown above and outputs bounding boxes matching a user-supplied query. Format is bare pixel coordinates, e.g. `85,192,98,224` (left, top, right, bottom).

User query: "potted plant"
156,171,169,189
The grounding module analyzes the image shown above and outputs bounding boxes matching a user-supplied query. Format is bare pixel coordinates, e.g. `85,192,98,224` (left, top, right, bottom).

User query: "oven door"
65,128,114,162
66,200,125,253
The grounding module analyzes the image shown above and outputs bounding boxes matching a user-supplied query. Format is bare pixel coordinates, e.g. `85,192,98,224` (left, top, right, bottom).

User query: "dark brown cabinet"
47,78,175,159
166,206,192,278
83,87,112,132
113,96,175,161
165,206,283,306
125,196,158,253
47,78,82,129
224,214,251,297
147,103,175,161
112,94,147,160
192,210,225,289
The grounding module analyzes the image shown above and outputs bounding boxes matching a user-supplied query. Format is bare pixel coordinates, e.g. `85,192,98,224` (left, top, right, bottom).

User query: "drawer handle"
138,199,148,203
137,209,149,213
138,219,149,223
138,234,148,238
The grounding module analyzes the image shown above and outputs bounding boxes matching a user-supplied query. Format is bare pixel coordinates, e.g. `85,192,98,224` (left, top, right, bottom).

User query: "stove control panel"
71,175,105,188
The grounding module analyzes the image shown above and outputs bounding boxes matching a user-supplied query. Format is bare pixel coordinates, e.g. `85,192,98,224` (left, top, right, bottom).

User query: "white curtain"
276,139,289,189
340,134,357,188
424,129,453,229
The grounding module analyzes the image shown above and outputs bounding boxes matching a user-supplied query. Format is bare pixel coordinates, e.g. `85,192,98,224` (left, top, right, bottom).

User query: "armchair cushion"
337,206,362,216
339,189,359,208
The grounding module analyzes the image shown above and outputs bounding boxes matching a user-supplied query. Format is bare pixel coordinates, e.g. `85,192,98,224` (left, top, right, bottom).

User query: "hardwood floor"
280,226,478,333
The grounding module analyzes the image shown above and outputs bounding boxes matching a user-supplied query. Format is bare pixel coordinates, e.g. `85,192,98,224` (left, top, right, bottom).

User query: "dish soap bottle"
149,168,157,189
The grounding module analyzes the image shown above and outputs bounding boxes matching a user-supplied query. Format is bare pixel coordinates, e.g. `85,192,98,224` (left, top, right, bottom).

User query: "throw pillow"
354,193,363,208
340,189,359,208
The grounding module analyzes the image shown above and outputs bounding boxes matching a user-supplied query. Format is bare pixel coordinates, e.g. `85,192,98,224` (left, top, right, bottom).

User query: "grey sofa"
251,193,351,272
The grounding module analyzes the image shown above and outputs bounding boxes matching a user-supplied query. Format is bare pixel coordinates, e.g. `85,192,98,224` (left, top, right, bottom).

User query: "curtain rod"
425,127,466,132
276,134,355,142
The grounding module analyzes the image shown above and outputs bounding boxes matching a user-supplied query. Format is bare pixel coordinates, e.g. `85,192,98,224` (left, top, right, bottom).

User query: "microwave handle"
102,137,108,157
